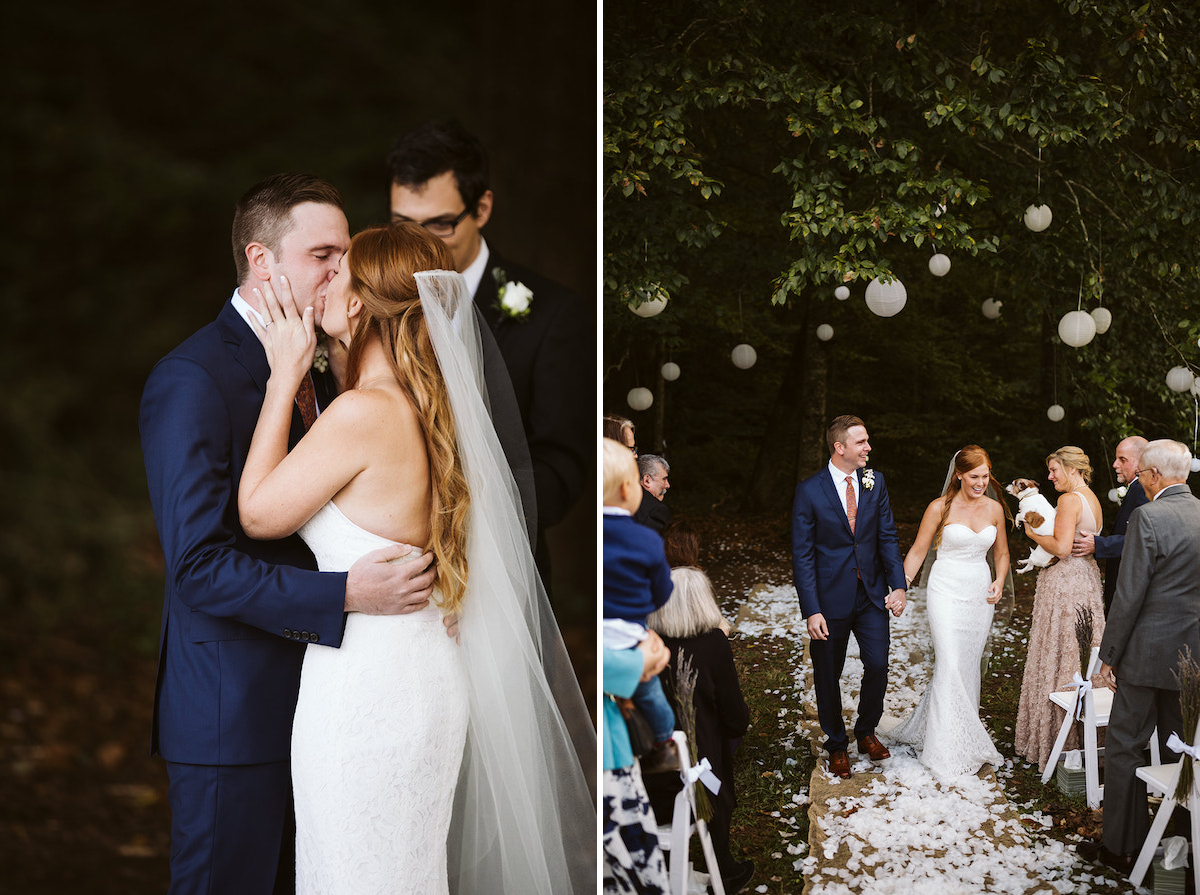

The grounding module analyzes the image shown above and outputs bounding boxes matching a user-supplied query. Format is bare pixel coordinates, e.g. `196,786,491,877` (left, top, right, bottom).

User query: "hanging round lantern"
629,286,669,318
626,387,653,411
1090,307,1112,334
816,324,834,341
864,276,907,317
1166,366,1195,393
1047,404,1065,422
660,362,680,382
981,298,1002,320
1108,488,1121,503
731,344,757,369
1058,310,1097,348
1024,204,1053,232
834,285,850,301
928,253,951,277
1192,457,1200,473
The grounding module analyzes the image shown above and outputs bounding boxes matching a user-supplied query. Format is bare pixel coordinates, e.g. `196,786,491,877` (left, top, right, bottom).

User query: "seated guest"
604,414,637,455
633,454,672,534
646,565,753,894
663,521,732,636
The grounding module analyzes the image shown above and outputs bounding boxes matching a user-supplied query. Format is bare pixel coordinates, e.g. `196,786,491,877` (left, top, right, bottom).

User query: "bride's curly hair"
934,445,1013,548
341,223,470,613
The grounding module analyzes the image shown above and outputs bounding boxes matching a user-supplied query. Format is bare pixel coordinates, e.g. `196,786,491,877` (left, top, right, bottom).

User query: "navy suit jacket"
474,252,592,531
1093,478,1149,611
791,467,906,620
139,300,348,765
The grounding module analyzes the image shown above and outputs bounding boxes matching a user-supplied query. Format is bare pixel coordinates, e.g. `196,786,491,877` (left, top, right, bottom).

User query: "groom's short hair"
386,120,490,213
826,414,866,456
231,174,344,284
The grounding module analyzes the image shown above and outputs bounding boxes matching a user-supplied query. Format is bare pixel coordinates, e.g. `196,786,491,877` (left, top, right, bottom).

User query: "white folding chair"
1130,718,1200,892
1041,646,1161,809
653,730,726,895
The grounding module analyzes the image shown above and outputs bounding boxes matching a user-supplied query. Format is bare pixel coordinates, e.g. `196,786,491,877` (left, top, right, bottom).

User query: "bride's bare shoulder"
321,383,417,433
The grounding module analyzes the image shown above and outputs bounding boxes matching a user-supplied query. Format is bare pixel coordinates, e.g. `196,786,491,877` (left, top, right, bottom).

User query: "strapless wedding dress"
890,523,1004,779
291,501,468,895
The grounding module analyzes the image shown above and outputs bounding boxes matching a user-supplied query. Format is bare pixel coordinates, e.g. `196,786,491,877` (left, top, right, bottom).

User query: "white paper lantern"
864,277,907,317
1192,457,1200,473
626,387,653,411
660,362,680,382
1108,488,1121,503
731,343,757,369
629,287,669,318
834,285,850,301
981,298,1002,320
928,253,951,277
1090,307,1112,334
816,324,834,341
1024,204,1053,232
1166,366,1195,393
1047,404,1065,422
1058,310,1097,347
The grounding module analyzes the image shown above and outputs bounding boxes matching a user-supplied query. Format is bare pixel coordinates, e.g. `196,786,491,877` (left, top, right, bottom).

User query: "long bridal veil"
416,270,596,894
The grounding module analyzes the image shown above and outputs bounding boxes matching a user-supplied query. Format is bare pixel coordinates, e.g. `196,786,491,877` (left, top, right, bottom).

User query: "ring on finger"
264,321,274,328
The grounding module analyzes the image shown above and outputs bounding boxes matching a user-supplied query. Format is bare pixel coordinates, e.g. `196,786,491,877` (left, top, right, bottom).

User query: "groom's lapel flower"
1116,485,1128,501
312,332,330,373
862,469,876,491
493,266,533,321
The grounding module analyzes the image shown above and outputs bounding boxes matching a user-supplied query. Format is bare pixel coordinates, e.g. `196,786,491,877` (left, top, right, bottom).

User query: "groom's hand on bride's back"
345,545,437,615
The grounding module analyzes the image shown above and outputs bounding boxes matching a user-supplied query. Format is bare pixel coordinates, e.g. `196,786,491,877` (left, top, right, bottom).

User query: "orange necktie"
295,372,319,431
845,475,857,534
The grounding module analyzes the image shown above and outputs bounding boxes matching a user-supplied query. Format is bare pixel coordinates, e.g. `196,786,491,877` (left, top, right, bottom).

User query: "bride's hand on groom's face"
252,275,316,384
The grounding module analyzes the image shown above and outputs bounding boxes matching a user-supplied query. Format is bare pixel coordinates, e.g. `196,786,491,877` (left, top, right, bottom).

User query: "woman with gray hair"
646,527,752,893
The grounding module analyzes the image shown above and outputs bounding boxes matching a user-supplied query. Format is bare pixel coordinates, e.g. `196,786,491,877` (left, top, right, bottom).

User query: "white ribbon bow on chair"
1166,732,1200,761
669,758,723,877
1064,672,1092,720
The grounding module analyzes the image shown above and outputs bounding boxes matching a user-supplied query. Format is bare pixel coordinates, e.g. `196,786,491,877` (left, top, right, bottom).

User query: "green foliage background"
1,0,596,651
605,0,1200,516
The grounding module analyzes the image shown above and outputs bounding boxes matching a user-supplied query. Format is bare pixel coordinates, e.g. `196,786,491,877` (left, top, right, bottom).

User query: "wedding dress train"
890,523,1004,779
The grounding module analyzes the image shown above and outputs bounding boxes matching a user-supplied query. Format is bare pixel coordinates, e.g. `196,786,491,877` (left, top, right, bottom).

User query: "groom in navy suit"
140,174,438,894
791,415,907,778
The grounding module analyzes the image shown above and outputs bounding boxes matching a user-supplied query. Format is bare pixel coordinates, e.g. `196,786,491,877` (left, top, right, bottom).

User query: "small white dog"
1006,478,1058,574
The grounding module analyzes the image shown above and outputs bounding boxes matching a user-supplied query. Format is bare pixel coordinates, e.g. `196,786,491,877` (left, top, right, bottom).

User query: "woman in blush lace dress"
889,445,1010,779
1014,446,1105,773
237,223,594,894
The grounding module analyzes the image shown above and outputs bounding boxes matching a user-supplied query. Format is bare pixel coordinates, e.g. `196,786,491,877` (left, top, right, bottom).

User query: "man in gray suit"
1078,439,1200,875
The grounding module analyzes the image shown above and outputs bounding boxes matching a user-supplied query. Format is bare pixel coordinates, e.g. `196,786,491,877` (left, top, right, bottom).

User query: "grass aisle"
695,513,1140,895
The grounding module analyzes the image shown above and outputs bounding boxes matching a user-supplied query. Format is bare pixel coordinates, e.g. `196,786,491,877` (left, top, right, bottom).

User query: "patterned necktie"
295,372,319,431
845,475,857,534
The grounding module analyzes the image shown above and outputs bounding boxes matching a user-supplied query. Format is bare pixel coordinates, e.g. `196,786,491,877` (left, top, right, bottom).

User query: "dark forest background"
0,1,596,888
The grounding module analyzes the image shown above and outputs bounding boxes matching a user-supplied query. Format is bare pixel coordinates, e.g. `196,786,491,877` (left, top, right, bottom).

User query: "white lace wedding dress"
890,523,1004,780
292,501,468,895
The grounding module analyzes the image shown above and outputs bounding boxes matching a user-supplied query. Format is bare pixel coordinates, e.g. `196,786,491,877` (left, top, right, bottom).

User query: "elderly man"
1072,436,1150,614
633,454,672,534
1078,439,1200,875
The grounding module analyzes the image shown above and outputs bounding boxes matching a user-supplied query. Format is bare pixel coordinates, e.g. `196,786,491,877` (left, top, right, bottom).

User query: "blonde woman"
238,224,593,893
1014,446,1106,772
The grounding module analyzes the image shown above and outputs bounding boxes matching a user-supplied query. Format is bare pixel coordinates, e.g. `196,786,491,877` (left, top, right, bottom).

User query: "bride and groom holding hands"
140,173,593,893
792,415,1010,781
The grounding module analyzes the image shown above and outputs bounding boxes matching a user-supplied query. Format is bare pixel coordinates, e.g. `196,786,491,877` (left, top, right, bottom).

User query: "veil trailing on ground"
415,270,596,894
915,451,1016,669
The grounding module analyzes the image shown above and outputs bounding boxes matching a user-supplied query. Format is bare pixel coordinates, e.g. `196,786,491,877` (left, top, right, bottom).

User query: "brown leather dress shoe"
857,734,891,761
828,750,851,778
1076,839,1135,876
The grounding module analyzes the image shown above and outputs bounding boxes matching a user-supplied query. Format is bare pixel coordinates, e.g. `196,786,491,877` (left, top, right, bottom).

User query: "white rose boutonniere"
1117,485,1128,500
862,469,876,491
312,331,330,373
493,267,533,321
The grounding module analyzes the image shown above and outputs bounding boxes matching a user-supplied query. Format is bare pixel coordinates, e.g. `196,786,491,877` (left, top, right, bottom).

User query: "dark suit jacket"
1099,484,1200,689
139,300,347,764
473,251,591,531
632,487,672,534
791,467,906,619
1093,478,1149,612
